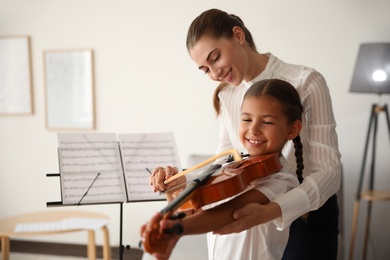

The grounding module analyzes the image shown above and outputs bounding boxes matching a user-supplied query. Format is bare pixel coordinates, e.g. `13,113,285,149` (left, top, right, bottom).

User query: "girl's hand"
150,166,178,192
150,166,186,202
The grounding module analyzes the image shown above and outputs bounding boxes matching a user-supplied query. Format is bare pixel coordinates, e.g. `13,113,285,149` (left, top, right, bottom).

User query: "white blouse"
215,53,342,230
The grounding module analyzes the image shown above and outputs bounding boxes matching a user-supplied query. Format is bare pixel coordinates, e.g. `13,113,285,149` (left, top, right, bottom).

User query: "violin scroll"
142,212,185,254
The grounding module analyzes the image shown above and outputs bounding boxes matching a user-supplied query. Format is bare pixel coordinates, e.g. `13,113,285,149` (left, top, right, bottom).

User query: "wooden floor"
6,252,95,259
3,251,144,260
2,240,144,260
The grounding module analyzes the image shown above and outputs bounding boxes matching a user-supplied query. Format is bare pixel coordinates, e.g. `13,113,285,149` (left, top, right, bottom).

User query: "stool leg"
1,236,10,260
362,200,373,260
349,200,360,260
88,230,96,260
101,226,111,260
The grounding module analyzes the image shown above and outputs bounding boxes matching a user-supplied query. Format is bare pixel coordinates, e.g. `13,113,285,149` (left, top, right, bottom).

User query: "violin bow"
160,163,223,214
164,148,242,185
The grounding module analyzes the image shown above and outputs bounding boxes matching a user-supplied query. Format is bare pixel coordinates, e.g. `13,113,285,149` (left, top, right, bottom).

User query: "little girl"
141,78,304,260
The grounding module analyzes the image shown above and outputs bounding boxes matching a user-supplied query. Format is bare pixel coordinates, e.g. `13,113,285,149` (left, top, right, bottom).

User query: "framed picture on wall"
44,49,95,130
0,36,33,115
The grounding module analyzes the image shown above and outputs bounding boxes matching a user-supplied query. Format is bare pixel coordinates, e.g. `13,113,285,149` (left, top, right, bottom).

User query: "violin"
179,152,282,210
141,150,282,254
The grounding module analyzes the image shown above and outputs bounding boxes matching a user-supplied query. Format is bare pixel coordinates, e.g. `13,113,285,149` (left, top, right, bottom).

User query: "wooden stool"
0,210,111,260
349,190,390,259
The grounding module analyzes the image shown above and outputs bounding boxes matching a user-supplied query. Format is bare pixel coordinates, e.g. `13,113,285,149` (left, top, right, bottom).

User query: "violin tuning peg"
164,223,184,235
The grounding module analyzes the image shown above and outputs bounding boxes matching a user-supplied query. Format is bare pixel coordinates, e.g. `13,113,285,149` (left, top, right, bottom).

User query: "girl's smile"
239,96,296,157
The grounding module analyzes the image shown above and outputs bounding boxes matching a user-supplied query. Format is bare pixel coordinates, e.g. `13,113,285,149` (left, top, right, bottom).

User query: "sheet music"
57,132,181,204
58,133,127,204
118,132,181,201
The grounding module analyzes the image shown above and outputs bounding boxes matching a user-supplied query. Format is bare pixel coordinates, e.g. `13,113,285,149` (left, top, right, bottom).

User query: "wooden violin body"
142,152,282,254
181,152,282,210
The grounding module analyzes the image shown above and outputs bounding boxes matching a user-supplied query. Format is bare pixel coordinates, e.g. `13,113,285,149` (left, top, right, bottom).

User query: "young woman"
151,8,341,260
142,79,303,260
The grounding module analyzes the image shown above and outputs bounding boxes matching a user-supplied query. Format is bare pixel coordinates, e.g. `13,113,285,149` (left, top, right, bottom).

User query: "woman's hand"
213,202,282,234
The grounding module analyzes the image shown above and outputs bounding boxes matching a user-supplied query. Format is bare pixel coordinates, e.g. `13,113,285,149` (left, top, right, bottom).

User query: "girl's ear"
287,120,302,140
232,26,245,44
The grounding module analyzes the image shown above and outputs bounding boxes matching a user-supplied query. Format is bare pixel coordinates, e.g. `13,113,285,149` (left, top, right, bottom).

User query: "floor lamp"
348,43,390,260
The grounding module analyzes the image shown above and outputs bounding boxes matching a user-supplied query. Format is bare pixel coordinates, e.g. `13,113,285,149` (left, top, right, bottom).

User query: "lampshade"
350,43,390,94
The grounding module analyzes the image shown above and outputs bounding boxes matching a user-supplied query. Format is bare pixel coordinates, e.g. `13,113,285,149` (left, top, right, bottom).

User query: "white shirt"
216,53,342,230
207,156,299,260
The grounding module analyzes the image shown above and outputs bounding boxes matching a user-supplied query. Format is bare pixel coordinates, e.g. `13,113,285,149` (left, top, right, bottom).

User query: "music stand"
348,43,390,260
46,132,180,260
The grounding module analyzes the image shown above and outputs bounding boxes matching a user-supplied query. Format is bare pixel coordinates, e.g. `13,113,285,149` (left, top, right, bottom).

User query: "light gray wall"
1,1,390,259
